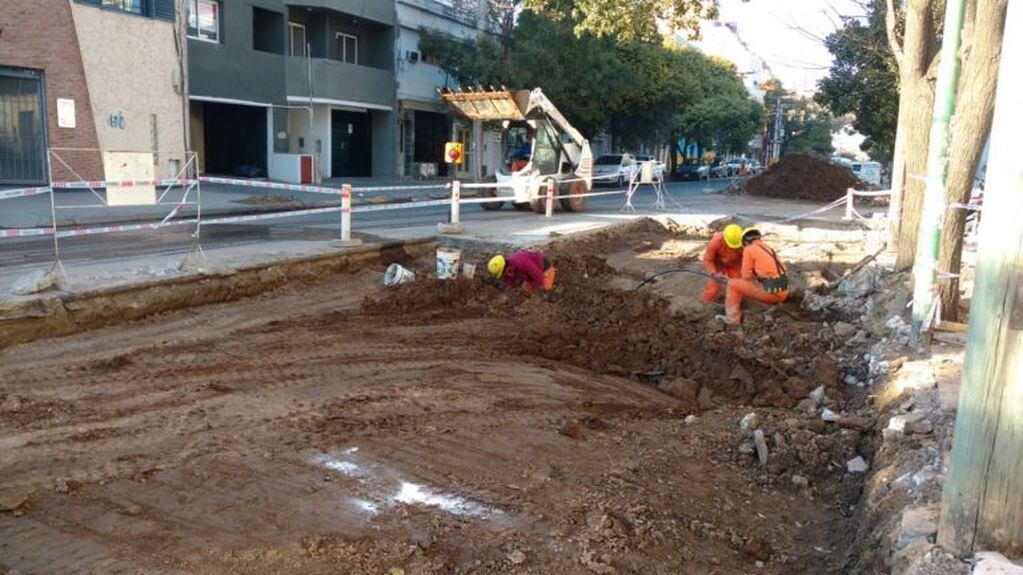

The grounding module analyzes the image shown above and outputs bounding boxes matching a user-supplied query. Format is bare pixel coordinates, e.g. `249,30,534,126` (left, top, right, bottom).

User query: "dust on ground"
1,219,883,574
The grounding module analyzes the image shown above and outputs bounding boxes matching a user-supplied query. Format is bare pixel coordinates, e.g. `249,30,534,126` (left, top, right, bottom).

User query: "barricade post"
545,179,555,218
451,180,461,225
341,183,352,241
844,188,855,221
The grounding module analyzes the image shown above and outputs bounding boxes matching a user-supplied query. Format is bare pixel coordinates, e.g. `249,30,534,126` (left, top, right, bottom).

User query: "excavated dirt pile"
366,252,844,415
738,153,869,201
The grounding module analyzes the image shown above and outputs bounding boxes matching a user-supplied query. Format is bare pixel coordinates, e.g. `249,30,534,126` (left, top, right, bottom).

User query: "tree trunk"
937,0,1008,320
668,132,679,181
887,105,907,252
894,0,941,270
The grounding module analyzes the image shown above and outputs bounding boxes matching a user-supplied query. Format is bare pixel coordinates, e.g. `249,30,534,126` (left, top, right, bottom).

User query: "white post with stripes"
451,180,461,225
341,183,352,241
545,179,555,218
844,188,854,221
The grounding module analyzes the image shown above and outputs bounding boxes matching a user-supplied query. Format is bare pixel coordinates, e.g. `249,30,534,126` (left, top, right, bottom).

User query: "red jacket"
703,232,744,276
502,251,546,289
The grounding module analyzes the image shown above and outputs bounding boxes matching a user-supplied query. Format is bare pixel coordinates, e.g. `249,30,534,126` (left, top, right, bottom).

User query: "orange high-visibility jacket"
702,232,744,275
741,240,786,281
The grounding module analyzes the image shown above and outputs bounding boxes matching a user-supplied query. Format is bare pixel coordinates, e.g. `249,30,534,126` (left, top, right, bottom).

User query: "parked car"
724,158,748,177
676,163,709,180
710,160,732,179
593,153,637,186
633,154,666,180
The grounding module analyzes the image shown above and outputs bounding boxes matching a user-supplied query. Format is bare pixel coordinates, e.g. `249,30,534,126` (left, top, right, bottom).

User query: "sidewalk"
0,176,455,229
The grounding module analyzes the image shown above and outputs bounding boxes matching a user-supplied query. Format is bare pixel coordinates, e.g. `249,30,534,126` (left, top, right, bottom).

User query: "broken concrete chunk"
846,456,869,474
832,322,857,338
821,408,841,422
809,385,827,404
906,418,934,435
683,415,697,425
973,551,1023,575
507,550,526,565
791,475,809,488
739,412,758,431
753,430,769,466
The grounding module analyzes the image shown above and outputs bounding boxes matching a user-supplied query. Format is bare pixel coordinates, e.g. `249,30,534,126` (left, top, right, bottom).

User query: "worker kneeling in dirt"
487,251,555,294
701,223,745,303
724,228,788,324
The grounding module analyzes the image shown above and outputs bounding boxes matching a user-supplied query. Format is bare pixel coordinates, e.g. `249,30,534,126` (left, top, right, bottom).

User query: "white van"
850,161,882,186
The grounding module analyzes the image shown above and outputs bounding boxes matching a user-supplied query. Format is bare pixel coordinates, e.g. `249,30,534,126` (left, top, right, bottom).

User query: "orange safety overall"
725,239,789,324
701,232,744,303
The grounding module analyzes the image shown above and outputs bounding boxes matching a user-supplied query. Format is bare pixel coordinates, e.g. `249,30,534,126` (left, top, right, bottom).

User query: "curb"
0,237,436,351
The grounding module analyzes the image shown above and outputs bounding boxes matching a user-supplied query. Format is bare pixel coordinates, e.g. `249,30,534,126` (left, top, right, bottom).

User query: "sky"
692,0,869,94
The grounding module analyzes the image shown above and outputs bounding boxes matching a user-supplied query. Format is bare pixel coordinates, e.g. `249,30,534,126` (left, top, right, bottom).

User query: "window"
187,0,220,43
103,0,145,14
335,32,358,64
288,23,306,57
253,8,285,54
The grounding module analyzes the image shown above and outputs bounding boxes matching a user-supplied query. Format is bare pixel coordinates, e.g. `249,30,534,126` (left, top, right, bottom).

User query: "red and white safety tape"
51,179,196,189
200,176,449,196
0,186,52,201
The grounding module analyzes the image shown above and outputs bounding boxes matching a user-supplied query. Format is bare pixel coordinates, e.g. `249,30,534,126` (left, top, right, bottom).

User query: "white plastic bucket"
384,263,415,287
461,262,476,279
436,248,461,280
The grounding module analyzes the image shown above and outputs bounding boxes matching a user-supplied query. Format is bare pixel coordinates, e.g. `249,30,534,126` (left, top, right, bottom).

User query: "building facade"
187,0,397,181
0,0,186,185
395,0,501,180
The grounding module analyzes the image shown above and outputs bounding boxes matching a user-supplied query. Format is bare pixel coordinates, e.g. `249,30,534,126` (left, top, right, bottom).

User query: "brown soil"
0,221,875,574
738,153,869,202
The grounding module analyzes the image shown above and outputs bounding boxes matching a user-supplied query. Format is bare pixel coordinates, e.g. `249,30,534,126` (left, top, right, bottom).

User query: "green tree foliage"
521,0,718,42
815,0,899,161
762,79,836,157
419,9,762,158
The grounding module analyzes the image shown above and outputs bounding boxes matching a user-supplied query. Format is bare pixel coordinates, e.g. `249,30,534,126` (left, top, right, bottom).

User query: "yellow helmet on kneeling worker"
487,255,506,278
722,224,743,249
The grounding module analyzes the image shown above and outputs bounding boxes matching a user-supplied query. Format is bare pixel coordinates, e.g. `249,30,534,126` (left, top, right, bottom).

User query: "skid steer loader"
440,87,593,212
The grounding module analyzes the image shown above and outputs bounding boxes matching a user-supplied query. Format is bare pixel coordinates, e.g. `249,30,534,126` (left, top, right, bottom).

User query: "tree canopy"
419,8,762,157
815,0,899,161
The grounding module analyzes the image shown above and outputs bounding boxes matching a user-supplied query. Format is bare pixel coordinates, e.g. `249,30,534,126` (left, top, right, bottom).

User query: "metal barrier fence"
1,154,680,274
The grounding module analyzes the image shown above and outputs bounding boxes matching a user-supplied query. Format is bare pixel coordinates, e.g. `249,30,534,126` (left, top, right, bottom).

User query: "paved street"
0,178,733,270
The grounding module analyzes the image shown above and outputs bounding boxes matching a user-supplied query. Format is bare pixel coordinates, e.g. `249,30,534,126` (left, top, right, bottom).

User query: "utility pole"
910,0,968,330
177,0,191,167
937,0,1023,556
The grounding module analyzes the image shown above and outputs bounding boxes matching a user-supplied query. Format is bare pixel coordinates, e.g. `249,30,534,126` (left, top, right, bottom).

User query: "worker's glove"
712,273,729,283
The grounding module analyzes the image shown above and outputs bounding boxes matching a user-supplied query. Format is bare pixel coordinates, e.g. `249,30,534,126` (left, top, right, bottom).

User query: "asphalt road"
0,179,732,269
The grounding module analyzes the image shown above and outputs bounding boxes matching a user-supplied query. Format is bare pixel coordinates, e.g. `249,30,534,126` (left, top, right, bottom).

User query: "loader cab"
500,119,565,177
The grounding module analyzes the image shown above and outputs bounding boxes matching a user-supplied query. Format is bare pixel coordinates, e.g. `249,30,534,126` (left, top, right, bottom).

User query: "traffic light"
444,142,464,165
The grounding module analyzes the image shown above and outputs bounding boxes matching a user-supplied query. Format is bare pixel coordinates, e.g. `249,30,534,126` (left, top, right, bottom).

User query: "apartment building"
187,0,397,181
395,0,500,180
0,0,186,184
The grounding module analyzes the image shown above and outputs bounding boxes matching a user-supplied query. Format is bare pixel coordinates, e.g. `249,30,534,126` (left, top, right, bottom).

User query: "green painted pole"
937,0,1023,555
910,0,968,330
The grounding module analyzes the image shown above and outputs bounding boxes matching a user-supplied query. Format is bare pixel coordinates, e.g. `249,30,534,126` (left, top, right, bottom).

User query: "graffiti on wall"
107,111,125,130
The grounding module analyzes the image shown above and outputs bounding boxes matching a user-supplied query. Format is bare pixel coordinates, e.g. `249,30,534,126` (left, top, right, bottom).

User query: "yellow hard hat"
487,255,506,278
723,224,743,249
741,227,762,244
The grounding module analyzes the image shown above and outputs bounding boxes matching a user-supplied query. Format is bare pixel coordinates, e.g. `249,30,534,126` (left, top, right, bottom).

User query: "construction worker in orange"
701,224,745,304
725,227,789,324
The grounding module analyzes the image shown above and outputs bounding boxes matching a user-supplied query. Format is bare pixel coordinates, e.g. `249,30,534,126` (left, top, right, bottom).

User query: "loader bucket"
440,89,529,121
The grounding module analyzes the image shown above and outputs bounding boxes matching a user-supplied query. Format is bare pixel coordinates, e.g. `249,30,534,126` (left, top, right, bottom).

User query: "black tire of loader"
480,184,505,211
560,180,587,212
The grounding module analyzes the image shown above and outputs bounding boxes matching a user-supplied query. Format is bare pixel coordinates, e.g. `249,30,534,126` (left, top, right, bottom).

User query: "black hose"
633,269,725,291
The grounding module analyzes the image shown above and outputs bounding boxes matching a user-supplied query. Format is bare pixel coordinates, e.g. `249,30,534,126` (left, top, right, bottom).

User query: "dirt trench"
0,219,877,574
